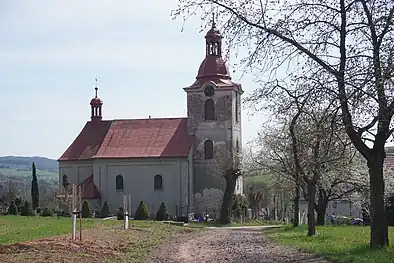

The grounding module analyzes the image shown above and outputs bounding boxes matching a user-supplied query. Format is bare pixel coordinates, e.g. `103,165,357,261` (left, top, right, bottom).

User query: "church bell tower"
90,80,103,122
184,16,243,195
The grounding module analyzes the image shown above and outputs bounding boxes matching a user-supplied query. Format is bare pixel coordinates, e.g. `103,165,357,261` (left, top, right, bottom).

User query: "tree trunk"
315,200,328,226
368,156,389,248
293,182,300,227
307,180,316,236
315,189,328,226
219,176,237,224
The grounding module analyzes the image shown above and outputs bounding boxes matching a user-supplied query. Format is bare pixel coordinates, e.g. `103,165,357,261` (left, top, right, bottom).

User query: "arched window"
204,85,215,97
154,175,163,190
236,140,240,154
62,174,69,190
235,91,239,122
116,175,124,190
204,140,214,160
204,99,215,120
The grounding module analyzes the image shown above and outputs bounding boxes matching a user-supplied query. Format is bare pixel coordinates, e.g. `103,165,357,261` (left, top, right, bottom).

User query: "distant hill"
0,156,58,172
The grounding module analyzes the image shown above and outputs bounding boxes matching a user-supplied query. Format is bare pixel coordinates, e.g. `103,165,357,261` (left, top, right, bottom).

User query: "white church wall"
58,160,93,190
94,157,191,216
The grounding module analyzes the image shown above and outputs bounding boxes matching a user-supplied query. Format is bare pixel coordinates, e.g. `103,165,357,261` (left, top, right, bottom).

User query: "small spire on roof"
211,12,216,28
94,77,99,97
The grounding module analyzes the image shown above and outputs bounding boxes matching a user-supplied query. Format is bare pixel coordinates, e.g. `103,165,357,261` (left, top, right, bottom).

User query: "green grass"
0,216,107,244
0,168,58,178
266,225,394,263
0,215,198,263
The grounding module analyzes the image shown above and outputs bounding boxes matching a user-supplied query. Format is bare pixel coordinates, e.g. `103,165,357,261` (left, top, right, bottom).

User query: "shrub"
101,201,110,218
15,197,23,214
7,201,18,215
21,201,34,216
40,207,52,217
134,201,149,220
81,201,92,218
117,207,125,220
156,202,169,221
36,207,41,214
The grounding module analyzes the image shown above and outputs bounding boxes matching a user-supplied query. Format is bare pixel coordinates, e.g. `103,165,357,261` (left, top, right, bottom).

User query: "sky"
0,0,266,159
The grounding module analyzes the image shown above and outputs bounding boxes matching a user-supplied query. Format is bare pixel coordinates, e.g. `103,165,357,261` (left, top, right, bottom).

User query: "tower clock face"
204,85,215,97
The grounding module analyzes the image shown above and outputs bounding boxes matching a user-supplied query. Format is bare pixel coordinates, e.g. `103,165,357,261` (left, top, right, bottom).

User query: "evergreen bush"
36,207,41,215
81,201,92,218
117,207,124,220
40,207,52,217
156,202,169,221
8,201,18,215
134,201,149,220
101,201,110,218
22,201,34,216
31,162,39,210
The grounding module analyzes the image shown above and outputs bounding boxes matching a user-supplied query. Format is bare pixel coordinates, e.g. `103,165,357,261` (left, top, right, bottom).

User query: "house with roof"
58,21,243,216
385,146,394,168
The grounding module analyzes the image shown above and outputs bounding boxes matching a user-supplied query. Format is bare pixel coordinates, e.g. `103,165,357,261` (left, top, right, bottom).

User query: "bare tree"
253,83,353,235
209,145,242,224
306,168,367,225
0,179,18,208
173,0,394,247
246,185,264,218
254,124,301,226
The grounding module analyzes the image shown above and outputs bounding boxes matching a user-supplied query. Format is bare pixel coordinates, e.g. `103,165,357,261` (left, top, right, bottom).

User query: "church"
58,21,244,217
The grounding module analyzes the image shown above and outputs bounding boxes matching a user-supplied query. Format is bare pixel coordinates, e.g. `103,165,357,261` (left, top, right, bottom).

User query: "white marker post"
72,208,77,240
71,184,76,241
124,211,129,230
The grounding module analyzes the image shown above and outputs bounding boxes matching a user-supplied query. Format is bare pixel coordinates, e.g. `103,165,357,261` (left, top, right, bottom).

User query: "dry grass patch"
0,219,195,263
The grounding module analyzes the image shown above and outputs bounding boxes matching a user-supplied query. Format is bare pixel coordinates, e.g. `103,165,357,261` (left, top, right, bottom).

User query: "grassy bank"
0,216,196,262
267,225,394,263
0,215,113,244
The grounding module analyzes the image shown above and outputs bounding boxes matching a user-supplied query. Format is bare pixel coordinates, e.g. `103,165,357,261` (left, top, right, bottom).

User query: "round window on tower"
204,85,215,97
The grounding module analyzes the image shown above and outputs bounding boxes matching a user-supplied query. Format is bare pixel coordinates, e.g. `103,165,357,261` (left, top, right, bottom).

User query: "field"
0,216,106,244
0,216,194,263
0,168,58,179
267,225,394,263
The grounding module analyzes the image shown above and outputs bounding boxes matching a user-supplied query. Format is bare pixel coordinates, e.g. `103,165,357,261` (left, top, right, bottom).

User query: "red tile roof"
78,175,101,199
58,121,112,161
197,56,231,80
59,118,194,161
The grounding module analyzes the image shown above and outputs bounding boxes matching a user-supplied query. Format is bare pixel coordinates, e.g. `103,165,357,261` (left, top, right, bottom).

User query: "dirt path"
149,227,333,263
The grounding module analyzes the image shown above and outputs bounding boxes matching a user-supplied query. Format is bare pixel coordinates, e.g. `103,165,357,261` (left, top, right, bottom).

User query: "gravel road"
149,227,333,263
